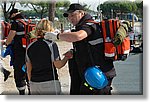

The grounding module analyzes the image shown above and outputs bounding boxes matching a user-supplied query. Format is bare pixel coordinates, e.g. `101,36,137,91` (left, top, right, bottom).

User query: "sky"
70,0,107,11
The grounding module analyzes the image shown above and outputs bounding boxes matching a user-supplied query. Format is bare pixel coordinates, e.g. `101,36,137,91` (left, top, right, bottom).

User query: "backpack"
1,19,36,48
87,19,131,61
1,21,11,39
16,19,36,48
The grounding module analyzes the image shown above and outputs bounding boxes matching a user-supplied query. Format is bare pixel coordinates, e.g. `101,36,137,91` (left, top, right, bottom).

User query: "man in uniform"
6,8,26,95
50,3,116,95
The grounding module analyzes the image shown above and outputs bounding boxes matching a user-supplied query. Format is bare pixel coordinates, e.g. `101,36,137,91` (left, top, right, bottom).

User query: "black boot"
19,90,25,95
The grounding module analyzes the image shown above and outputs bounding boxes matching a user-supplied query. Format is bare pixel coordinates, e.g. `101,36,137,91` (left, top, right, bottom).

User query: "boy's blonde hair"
35,19,54,37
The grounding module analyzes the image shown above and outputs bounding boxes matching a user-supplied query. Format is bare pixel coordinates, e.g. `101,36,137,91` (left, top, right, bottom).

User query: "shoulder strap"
86,20,99,23
16,19,28,35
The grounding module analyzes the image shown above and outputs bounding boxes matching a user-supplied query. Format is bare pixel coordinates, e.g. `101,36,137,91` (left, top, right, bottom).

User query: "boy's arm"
53,50,73,69
53,56,69,69
26,62,32,81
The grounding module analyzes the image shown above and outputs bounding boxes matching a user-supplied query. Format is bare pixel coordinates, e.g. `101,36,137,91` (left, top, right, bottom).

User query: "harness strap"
101,20,107,41
16,19,28,35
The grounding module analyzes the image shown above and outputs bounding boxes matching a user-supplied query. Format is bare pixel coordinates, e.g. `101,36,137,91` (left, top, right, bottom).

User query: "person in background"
5,8,27,95
26,19,73,95
49,3,116,95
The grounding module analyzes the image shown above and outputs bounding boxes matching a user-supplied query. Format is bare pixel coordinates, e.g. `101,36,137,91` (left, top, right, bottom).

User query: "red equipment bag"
1,19,36,48
87,19,130,61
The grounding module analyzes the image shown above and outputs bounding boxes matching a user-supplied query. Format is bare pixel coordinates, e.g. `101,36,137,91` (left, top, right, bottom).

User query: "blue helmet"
84,66,108,89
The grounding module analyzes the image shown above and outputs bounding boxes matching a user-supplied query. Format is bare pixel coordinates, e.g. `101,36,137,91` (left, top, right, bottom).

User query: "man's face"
67,10,84,26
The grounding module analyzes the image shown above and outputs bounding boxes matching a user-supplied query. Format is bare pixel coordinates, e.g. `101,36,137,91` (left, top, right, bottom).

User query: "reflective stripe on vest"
105,52,115,57
17,85,26,91
22,38,26,48
88,38,103,45
124,49,130,54
104,43,116,58
16,31,25,35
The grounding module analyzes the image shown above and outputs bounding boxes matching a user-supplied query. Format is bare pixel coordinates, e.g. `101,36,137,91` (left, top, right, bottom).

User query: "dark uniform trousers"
13,55,26,94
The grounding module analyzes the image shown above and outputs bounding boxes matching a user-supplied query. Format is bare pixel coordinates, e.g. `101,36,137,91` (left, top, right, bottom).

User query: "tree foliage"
1,0,16,21
22,0,70,20
98,0,142,19
56,0,70,7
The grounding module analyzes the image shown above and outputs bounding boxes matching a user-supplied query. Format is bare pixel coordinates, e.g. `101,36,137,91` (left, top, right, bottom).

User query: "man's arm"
6,30,16,45
59,30,88,42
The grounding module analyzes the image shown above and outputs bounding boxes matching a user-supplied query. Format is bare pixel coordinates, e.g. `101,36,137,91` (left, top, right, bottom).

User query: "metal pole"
111,9,113,19
100,10,102,21
132,13,134,28
99,0,100,21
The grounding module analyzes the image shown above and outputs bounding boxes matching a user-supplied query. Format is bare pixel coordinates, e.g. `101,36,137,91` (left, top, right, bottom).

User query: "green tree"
56,0,70,7
98,0,139,19
135,1,143,18
21,1,49,19
21,0,70,22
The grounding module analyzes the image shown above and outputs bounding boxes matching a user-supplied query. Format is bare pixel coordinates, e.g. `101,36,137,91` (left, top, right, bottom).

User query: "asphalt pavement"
112,53,143,95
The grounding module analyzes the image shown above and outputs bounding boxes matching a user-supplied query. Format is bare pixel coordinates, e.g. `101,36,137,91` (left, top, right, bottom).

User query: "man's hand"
63,49,73,59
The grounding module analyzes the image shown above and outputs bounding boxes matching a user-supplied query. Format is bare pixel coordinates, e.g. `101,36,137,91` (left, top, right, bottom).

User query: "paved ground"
112,53,143,95
0,41,143,95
